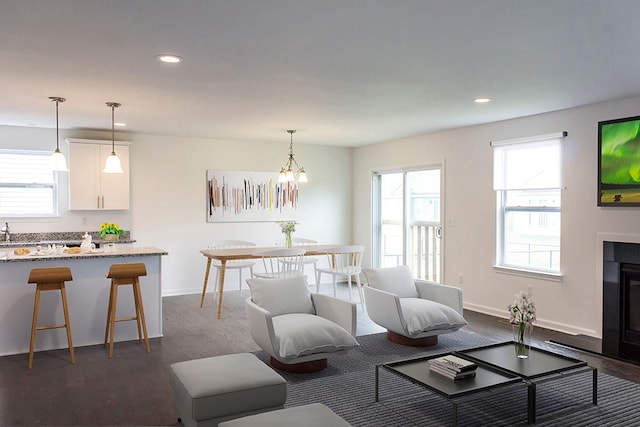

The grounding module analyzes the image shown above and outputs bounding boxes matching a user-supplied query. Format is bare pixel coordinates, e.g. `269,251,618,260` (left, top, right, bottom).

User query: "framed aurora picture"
598,115,640,206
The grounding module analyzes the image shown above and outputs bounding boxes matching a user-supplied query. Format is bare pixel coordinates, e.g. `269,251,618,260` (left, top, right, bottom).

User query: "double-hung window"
0,150,58,217
492,132,566,275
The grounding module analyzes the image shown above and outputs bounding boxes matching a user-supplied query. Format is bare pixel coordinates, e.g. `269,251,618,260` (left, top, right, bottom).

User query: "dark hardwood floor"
1,284,639,426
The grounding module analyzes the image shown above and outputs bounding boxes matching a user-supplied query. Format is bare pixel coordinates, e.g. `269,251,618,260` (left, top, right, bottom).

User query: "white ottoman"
169,353,287,427
218,403,351,427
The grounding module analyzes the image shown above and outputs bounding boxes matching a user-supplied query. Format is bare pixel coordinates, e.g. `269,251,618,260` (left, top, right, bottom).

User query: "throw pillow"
362,265,418,298
247,276,314,316
399,298,467,336
272,313,359,359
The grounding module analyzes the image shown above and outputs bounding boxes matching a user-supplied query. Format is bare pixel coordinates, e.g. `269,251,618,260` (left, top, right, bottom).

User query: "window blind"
0,150,56,216
492,132,566,191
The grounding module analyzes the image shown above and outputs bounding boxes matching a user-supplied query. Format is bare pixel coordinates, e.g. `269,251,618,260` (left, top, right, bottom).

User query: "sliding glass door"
373,167,442,282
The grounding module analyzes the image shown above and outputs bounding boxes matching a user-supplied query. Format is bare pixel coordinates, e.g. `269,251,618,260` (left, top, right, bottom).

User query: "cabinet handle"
97,196,100,209
101,196,105,209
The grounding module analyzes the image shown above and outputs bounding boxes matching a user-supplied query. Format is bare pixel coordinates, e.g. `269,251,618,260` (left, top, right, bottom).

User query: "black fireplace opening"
620,264,640,361
603,241,640,363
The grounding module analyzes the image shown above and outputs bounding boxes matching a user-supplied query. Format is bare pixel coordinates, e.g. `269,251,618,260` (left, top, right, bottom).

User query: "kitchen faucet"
1,222,9,242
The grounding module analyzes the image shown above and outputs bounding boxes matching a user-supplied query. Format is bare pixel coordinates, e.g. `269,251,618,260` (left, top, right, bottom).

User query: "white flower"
508,289,536,325
276,221,297,234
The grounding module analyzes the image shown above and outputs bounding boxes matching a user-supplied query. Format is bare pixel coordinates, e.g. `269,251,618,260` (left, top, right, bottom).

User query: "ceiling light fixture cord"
48,96,68,172
107,102,120,155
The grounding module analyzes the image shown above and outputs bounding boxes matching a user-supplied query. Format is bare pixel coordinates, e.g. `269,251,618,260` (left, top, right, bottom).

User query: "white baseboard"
463,302,599,339
162,288,202,297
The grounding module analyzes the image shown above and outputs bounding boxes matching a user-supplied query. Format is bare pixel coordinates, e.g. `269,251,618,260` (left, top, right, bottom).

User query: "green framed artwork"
598,115,640,206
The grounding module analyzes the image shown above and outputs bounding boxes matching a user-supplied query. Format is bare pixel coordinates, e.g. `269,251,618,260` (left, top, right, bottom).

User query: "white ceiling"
2,0,640,147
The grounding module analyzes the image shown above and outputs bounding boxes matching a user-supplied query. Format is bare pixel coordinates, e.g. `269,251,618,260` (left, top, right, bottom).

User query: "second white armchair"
362,265,467,347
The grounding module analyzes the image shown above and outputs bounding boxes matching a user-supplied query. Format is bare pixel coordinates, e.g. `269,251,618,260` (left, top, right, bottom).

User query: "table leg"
199,258,212,308
452,401,458,427
216,260,227,319
374,365,380,402
527,382,536,424
593,368,598,405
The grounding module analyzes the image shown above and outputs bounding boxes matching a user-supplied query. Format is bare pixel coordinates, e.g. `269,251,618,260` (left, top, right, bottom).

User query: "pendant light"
103,102,123,173
277,130,307,183
48,97,68,172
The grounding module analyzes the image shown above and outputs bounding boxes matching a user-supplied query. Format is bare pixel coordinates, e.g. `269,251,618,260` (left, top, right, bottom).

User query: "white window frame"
0,149,59,217
492,132,566,280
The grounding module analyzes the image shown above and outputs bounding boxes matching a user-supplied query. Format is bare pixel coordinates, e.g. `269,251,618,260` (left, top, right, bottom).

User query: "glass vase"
284,232,292,248
513,322,532,359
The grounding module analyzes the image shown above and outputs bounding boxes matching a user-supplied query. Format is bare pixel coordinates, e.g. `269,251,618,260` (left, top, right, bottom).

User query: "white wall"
0,126,351,297
127,133,351,296
353,95,640,338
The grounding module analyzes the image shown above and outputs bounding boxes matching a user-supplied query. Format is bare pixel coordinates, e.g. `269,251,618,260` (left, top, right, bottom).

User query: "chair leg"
133,279,150,353
356,274,365,307
213,269,220,296
238,269,243,296
132,282,143,342
28,286,41,370
316,271,321,293
104,283,114,347
108,284,118,359
60,284,75,364
332,276,337,297
347,275,353,301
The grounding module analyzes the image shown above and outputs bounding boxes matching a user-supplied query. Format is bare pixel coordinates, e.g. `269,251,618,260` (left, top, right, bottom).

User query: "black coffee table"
458,342,597,423
375,352,528,426
376,342,597,425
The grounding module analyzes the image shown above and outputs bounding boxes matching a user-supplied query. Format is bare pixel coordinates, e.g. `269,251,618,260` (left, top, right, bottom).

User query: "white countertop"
0,246,167,263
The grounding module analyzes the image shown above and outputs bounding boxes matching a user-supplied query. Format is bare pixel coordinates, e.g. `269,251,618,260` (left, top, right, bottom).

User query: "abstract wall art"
206,170,298,222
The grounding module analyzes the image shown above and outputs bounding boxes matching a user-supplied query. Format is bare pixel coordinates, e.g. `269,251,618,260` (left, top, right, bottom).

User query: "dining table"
199,244,342,318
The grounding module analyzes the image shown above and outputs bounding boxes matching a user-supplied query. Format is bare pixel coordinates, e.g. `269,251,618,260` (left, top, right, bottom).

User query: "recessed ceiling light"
114,122,126,127
156,54,183,63
474,98,492,103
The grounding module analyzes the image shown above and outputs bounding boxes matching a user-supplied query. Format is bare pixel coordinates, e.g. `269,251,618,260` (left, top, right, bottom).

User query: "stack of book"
428,354,478,380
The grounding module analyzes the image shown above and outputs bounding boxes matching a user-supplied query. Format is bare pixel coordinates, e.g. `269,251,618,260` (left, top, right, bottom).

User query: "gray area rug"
254,329,640,426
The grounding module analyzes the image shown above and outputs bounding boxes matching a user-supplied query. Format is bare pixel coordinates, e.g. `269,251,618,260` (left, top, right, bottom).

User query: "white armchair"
245,275,359,373
362,266,467,347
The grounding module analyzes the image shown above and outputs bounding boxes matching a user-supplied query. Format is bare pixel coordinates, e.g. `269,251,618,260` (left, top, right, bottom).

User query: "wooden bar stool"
27,267,75,370
104,262,149,358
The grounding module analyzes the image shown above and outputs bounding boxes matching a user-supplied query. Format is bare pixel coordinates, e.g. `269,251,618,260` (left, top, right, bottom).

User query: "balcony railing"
381,220,441,283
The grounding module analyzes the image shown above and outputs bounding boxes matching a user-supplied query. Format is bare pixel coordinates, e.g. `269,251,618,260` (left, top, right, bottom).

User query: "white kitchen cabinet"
67,139,130,210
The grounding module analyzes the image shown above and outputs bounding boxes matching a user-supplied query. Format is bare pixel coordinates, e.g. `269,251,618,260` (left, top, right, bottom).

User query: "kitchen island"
0,246,167,357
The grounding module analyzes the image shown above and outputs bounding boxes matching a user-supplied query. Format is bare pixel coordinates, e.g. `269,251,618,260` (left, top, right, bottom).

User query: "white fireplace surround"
596,232,640,339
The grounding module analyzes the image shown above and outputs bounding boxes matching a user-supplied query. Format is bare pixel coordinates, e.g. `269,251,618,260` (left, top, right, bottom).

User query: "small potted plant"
100,222,124,241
